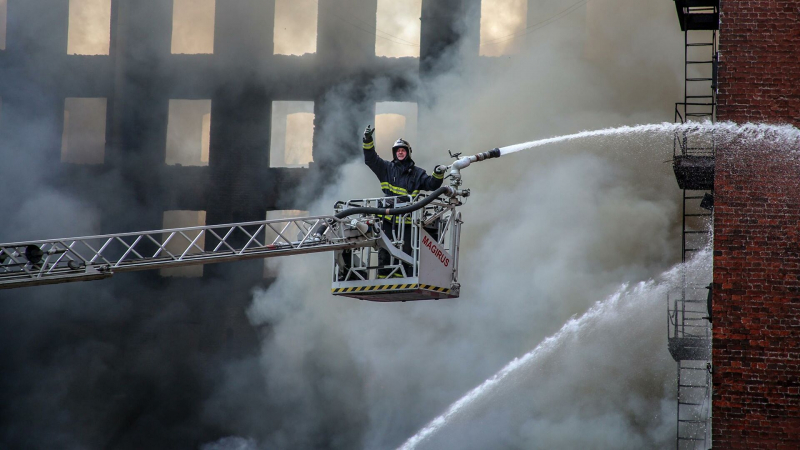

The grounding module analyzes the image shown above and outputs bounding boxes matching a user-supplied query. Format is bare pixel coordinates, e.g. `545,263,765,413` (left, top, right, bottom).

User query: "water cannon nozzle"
446,148,502,183
474,148,501,162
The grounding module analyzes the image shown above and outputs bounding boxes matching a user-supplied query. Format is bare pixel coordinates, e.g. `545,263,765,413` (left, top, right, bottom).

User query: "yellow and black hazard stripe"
332,284,450,294
419,284,450,293
332,283,419,294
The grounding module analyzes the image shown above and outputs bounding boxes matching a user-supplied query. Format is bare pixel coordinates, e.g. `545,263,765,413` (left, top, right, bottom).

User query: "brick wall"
713,1,800,447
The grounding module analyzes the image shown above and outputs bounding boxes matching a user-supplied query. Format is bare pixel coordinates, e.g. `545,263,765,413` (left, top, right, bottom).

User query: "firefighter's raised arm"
363,125,389,179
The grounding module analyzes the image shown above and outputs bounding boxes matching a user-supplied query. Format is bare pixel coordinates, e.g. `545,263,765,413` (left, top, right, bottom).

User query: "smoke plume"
1,0,692,449
201,1,690,449
403,249,712,450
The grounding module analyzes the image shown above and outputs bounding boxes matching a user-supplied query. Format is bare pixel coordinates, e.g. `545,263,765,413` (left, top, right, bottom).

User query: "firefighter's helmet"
392,138,412,154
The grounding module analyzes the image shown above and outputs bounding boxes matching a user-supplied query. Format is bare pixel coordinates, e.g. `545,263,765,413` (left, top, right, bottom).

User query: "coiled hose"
315,185,456,235
335,185,455,219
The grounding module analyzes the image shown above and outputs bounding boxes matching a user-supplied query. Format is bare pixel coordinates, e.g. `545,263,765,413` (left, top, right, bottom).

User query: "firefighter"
362,125,446,278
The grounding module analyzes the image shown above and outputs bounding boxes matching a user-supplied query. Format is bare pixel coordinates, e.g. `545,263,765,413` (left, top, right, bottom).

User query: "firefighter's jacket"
363,140,444,221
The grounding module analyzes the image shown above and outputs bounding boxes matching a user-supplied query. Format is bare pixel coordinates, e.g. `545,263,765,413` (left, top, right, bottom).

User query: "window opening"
166,100,212,166
375,0,421,58
375,102,418,161
171,0,216,54
61,98,107,164
273,0,317,55
480,0,528,56
270,101,314,168
67,0,112,55
201,113,211,164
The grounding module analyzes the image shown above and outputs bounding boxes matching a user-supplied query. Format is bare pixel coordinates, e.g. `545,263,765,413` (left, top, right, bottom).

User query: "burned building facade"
0,0,486,447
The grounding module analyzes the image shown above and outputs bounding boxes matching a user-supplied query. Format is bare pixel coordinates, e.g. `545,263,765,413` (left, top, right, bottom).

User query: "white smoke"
205,141,684,449
201,0,693,448
402,249,712,450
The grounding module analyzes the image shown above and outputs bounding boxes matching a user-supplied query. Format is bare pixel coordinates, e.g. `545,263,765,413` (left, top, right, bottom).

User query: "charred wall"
713,0,800,447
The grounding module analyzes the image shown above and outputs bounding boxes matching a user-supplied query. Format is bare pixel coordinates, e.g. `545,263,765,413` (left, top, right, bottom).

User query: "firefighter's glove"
363,125,375,144
434,165,447,175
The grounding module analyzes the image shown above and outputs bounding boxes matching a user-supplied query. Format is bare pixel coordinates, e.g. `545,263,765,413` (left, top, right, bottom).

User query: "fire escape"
667,1,718,449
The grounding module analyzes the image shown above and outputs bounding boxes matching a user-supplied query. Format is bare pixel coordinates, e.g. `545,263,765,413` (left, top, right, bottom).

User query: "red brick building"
713,0,800,447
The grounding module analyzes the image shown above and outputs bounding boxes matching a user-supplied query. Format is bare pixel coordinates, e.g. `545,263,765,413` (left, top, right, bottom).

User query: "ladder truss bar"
211,227,238,253
68,239,101,265
0,215,340,248
266,221,293,247
159,232,179,259
0,241,372,290
145,233,172,259
0,214,365,289
116,235,145,263
238,224,266,254
179,230,207,260
296,220,324,248
90,238,115,264
48,242,73,270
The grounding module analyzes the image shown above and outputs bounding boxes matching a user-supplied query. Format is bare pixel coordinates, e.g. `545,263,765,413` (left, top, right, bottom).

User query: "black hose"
334,186,454,219
315,186,455,235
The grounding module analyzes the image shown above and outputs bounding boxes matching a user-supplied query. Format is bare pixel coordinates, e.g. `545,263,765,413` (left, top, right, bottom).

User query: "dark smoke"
1,1,686,449
2,1,261,448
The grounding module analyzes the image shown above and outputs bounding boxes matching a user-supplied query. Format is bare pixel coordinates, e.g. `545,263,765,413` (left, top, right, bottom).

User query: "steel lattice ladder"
668,1,719,449
0,215,373,289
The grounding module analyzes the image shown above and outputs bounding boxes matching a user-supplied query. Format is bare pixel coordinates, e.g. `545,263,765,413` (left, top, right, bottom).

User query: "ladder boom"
0,215,378,289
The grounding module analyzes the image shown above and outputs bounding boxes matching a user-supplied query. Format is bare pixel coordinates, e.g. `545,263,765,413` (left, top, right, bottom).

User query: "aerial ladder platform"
0,149,501,302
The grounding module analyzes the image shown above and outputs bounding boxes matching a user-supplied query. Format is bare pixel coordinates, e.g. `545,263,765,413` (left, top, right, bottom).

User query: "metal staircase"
669,279,712,449
668,1,718,449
